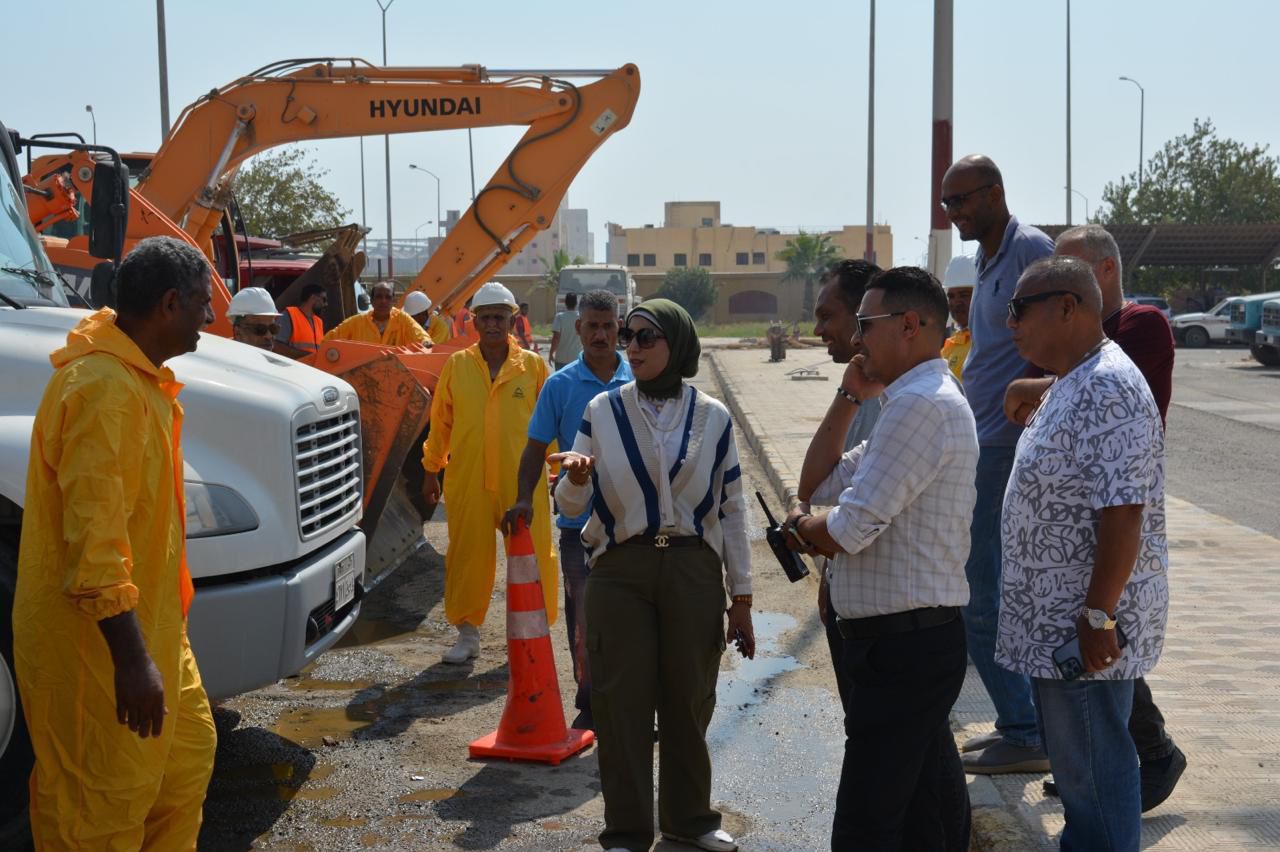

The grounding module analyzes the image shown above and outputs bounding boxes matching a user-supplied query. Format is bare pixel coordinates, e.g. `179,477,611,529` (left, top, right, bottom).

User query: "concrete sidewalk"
708,347,1280,851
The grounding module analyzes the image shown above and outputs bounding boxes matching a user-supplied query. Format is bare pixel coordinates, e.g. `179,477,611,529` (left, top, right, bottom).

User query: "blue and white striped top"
555,382,752,595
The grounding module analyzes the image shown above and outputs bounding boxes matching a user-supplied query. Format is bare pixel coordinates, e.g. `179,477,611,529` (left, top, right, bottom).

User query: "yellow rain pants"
324,307,430,346
14,309,216,850
423,339,557,627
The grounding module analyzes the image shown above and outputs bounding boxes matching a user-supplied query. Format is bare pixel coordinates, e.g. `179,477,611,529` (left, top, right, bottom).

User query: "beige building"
605,202,893,322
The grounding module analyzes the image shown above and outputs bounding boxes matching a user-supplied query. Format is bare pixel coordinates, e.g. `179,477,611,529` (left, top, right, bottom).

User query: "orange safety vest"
452,307,473,338
514,314,535,350
286,306,325,352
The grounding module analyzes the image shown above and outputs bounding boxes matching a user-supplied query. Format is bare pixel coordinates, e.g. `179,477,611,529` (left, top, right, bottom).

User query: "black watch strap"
836,386,860,405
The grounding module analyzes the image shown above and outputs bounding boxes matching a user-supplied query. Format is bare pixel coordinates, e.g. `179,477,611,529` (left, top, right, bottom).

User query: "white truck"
0,125,366,839
557,263,638,319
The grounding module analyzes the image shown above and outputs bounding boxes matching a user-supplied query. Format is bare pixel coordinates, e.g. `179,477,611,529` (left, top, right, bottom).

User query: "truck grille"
1231,302,1246,324
294,411,362,540
1263,305,1280,329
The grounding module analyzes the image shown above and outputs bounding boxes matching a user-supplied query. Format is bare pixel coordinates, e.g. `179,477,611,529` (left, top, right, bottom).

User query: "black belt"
837,606,959,640
625,533,704,549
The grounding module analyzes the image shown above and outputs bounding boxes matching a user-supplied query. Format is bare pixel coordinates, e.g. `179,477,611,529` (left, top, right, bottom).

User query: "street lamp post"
413,220,434,269
1118,75,1145,194
1065,187,1090,223
408,165,443,239
377,0,396,277
85,105,96,145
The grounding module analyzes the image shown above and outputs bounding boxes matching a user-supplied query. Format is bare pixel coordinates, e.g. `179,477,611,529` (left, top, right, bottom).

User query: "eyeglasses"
617,327,667,349
474,312,512,326
242,322,280,336
939,184,995,212
1006,290,1081,322
854,311,906,337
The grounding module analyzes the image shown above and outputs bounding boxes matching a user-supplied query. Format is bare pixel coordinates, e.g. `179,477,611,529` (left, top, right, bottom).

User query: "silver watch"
1082,606,1116,631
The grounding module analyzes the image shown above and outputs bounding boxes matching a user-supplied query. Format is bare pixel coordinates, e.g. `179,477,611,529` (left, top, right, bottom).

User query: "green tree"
655,266,718,321
775,231,842,320
232,147,352,238
536,248,588,293
1097,118,1280,225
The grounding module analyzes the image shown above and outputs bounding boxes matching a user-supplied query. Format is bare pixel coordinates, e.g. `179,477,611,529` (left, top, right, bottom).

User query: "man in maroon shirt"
1005,224,1185,813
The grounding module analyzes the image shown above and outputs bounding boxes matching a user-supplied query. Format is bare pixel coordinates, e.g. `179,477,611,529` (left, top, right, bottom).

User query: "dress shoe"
1140,745,1187,812
661,828,738,851
962,740,1051,774
442,623,480,664
961,730,1004,753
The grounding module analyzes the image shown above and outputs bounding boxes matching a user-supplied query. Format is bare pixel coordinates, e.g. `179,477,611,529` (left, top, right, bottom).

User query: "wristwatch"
835,386,860,405
1082,606,1117,631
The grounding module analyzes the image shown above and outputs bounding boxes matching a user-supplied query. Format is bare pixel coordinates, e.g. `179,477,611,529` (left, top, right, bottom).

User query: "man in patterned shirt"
998,256,1168,851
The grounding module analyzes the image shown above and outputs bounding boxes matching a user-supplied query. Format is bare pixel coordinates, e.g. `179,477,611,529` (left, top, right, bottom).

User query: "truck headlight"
185,481,259,539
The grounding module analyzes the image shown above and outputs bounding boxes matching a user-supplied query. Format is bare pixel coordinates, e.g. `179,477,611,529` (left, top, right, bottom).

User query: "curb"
706,353,801,510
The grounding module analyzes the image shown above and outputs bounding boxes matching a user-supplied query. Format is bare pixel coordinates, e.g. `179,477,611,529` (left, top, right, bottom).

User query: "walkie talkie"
755,491,811,583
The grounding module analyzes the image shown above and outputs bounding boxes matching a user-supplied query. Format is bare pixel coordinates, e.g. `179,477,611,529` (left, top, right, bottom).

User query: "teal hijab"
626,298,700,399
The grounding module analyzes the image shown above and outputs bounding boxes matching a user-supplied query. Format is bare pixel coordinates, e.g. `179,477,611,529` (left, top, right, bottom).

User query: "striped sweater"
555,382,752,595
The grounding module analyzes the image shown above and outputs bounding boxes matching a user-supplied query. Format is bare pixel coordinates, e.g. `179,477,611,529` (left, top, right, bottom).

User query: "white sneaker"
442,623,480,664
661,828,737,851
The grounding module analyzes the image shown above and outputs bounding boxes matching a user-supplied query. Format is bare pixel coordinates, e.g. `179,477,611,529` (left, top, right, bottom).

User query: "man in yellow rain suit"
422,282,557,664
941,255,976,382
323,280,431,347
14,236,218,850
403,290,451,346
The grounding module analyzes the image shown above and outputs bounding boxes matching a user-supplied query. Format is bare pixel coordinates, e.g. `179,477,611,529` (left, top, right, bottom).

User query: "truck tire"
1251,344,1280,367
0,541,34,849
1182,326,1210,348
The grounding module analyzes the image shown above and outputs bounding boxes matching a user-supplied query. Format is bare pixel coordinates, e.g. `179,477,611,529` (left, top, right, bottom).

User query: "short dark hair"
866,266,949,335
115,237,210,317
564,292,578,309
579,289,617,314
520,301,530,309
823,259,882,313
301,283,325,301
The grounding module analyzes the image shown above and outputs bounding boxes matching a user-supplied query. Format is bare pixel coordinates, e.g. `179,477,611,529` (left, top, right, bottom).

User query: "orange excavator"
25,58,640,578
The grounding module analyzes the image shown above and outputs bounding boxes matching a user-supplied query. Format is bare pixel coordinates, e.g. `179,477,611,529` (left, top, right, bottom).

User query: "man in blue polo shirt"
941,155,1055,775
503,289,632,731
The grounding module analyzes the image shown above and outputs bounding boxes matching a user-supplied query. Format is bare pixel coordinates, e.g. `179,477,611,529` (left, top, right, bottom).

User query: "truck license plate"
334,553,356,611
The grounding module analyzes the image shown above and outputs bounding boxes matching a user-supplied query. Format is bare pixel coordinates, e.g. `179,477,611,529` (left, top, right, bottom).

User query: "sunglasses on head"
617,327,667,349
243,322,280,336
1006,290,1080,322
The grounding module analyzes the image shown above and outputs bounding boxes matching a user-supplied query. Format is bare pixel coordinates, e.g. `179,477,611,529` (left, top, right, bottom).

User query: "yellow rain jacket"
423,339,557,627
942,327,971,383
324,307,430,347
426,312,451,345
14,309,216,851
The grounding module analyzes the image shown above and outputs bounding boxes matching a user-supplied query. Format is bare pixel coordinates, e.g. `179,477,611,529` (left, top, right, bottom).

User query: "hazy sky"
7,1,1277,265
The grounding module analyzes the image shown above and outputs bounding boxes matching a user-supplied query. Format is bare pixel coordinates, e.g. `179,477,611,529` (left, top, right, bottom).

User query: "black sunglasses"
1007,290,1080,322
854,311,906,338
243,322,280,336
939,183,995,212
617,327,667,349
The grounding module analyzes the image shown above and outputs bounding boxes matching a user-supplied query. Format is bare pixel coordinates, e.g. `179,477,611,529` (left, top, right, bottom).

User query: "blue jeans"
1034,678,1140,852
558,527,591,713
961,445,1040,748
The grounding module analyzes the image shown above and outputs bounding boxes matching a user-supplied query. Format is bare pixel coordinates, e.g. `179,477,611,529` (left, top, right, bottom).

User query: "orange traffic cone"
469,520,595,765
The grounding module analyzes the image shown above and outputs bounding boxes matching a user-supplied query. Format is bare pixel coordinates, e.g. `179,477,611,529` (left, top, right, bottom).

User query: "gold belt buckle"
654,533,670,548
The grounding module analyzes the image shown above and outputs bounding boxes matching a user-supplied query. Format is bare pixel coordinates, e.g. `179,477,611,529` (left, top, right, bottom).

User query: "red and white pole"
928,0,954,279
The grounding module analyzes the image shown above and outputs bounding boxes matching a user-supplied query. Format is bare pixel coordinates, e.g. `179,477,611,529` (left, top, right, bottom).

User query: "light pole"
1065,187,1090,223
1118,75,1145,194
408,165,442,239
413,220,434,269
377,0,396,277
1065,0,1073,225
85,105,96,145
864,0,876,264
155,0,171,140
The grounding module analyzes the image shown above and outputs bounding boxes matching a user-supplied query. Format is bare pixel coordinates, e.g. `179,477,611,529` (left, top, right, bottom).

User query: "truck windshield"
1,163,69,307
559,268,628,295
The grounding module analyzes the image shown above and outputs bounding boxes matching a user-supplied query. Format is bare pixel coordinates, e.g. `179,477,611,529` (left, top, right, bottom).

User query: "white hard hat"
403,291,432,315
226,287,281,318
943,255,977,291
471,281,517,312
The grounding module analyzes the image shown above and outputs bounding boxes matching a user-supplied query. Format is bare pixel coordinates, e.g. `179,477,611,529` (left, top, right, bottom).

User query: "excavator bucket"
272,223,368,327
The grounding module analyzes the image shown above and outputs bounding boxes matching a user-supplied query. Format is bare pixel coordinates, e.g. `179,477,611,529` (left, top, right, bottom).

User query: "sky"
6,0,1278,266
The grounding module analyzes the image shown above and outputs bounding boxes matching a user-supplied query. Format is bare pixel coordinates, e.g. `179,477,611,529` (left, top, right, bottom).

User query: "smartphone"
1052,624,1129,680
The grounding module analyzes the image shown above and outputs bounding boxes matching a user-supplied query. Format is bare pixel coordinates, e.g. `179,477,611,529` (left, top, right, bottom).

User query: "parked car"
1171,298,1235,347
1128,293,1172,320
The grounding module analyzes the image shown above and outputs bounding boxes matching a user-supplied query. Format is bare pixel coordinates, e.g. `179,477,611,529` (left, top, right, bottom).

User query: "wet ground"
199,374,846,851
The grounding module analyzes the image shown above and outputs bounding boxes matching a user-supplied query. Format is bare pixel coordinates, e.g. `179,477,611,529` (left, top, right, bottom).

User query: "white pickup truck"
0,124,366,839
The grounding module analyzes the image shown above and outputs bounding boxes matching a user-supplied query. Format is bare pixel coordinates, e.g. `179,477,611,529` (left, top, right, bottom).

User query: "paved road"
1166,347,1280,537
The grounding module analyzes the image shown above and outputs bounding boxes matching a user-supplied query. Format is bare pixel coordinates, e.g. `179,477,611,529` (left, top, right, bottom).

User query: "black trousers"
824,608,853,718
1130,676,1174,762
831,615,970,852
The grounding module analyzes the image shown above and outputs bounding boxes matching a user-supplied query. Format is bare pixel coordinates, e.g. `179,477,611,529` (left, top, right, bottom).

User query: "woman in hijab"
553,299,754,852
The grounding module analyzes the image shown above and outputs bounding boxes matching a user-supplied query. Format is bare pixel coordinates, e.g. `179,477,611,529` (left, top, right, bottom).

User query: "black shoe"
1141,745,1187,813
570,710,594,732
1042,778,1058,798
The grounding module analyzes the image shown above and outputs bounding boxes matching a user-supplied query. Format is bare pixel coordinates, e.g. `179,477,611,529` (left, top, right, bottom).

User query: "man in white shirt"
998,256,1167,851
787,266,978,851
548,292,583,370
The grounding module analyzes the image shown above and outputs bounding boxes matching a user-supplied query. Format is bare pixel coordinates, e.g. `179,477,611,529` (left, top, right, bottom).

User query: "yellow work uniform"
942,327,971,382
14,308,216,851
324,307,430,347
426,312,450,345
422,339,557,628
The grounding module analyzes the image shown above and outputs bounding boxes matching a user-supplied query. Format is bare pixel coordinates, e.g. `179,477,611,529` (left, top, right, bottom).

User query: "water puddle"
717,611,803,709
335,617,419,648
397,787,469,803
275,704,381,747
286,677,378,692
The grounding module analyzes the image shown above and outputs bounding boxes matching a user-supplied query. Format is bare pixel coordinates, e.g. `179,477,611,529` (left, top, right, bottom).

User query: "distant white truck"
1171,298,1235,348
0,124,366,839
557,263,638,319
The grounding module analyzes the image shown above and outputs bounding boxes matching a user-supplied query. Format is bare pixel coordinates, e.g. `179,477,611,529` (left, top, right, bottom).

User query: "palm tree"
536,248,588,293
775,232,843,320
